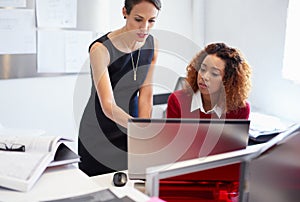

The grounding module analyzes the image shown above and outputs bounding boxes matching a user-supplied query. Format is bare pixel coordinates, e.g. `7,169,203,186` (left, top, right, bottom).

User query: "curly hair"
185,42,252,112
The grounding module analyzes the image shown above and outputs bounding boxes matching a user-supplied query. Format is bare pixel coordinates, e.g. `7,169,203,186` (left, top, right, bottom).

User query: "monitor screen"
127,118,250,180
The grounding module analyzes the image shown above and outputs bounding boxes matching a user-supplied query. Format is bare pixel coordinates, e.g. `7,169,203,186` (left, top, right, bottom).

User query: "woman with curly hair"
166,42,252,119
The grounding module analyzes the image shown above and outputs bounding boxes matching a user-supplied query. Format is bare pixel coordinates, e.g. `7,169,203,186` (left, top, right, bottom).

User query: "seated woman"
161,42,252,202
166,42,252,119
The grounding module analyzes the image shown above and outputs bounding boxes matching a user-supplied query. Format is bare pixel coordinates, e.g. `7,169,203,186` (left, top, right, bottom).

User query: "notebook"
127,118,250,180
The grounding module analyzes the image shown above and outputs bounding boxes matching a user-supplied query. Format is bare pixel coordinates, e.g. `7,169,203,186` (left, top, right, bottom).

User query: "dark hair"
185,42,252,111
124,0,162,14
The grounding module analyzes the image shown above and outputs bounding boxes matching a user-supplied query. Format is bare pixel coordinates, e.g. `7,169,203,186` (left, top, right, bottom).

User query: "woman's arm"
138,38,159,118
90,42,132,128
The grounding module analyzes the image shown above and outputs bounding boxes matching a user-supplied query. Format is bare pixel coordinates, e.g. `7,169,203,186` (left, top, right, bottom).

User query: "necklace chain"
130,48,141,81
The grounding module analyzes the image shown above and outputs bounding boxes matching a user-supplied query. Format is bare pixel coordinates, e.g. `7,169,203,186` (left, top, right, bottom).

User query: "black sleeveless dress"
78,33,154,176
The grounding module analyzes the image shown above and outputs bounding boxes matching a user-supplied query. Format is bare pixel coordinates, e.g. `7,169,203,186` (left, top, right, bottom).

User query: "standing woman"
79,0,162,176
167,42,252,119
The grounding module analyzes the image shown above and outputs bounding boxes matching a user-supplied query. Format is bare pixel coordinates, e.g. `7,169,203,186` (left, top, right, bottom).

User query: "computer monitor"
127,118,250,180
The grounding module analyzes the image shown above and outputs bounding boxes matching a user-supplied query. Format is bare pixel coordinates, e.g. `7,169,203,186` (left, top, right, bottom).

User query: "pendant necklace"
130,48,141,81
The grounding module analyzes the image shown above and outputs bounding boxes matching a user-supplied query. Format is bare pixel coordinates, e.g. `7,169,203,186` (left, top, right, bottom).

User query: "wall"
204,0,300,122
0,76,79,149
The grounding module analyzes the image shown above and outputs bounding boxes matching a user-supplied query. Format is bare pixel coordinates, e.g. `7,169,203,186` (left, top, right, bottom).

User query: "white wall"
0,76,80,149
204,0,300,122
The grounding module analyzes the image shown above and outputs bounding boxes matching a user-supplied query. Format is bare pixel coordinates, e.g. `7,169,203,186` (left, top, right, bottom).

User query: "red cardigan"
166,90,250,119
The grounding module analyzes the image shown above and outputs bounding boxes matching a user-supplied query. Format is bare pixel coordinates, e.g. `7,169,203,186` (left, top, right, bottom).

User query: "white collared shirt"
190,90,223,118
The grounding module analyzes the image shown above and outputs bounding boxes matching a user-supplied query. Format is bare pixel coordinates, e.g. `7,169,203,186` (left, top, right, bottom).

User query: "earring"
124,16,126,19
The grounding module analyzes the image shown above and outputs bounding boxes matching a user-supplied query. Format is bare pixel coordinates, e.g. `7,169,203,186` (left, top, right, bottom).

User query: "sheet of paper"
36,0,77,28
37,30,65,72
249,112,294,138
0,0,26,7
0,9,36,54
65,31,93,73
38,30,93,73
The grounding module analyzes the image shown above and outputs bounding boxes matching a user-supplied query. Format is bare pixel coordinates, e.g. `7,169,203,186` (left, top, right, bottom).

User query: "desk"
91,170,149,202
0,165,150,202
0,165,102,202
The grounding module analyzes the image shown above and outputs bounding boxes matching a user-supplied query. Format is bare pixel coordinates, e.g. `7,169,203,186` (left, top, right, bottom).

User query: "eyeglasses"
0,142,25,152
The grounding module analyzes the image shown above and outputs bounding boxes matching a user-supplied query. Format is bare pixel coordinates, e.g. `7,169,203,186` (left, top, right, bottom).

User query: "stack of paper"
249,112,294,141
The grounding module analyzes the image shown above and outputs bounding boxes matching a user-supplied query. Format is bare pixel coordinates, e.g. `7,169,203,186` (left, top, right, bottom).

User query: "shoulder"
152,35,159,49
169,89,191,101
245,101,250,110
167,90,192,118
174,89,191,96
244,101,251,116
147,34,155,43
243,101,251,114
142,34,155,50
89,35,110,65
89,32,110,52
89,42,109,57
239,101,250,113
228,101,250,119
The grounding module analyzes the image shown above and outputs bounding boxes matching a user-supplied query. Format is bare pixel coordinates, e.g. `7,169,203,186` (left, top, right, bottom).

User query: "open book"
0,135,80,192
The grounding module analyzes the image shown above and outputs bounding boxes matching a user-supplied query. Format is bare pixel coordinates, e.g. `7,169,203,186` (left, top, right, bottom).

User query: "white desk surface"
0,165,150,202
91,170,149,202
0,165,102,202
